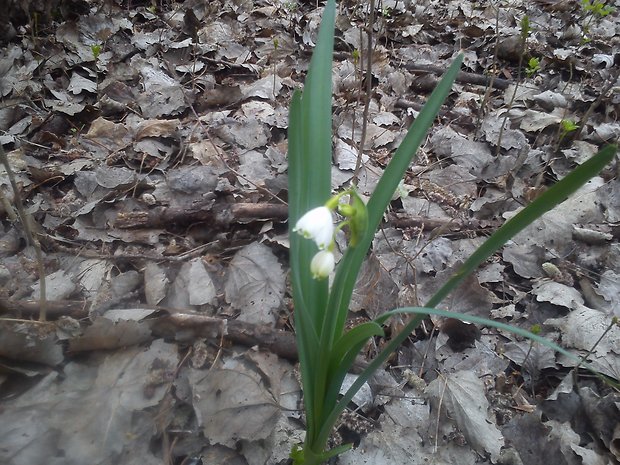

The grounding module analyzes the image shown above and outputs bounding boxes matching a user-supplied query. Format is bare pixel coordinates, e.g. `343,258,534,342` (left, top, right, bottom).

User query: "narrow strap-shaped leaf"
322,322,384,411
329,322,385,373
324,53,465,350
377,306,618,389
426,144,617,308
288,89,320,431
287,0,337,446
320,144,617,445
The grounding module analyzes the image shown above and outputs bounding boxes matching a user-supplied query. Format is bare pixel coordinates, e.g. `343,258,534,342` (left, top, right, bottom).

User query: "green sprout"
520,15,531,41
582,0,615,17
283,1,298,12
580,0,615,42
525,57,541,77
560,119,579,141
90,44,102,61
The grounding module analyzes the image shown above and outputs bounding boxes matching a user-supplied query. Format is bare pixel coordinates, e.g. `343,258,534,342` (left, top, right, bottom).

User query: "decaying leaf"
189,367,281,448
225,242,285,326
0,340,178,465
426,370,504,461
545,305,620,356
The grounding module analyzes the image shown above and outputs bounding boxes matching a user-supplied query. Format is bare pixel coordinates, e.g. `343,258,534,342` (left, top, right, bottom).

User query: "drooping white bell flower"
293,206,334,250
310,250,336,279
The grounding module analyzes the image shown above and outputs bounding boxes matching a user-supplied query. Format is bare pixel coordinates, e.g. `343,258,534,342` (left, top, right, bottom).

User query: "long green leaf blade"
320,144,617,445
378,306,617,388
426,144,617,308
313,54,465,448
289,87,320,436
287,0,337,447
324,53,464,349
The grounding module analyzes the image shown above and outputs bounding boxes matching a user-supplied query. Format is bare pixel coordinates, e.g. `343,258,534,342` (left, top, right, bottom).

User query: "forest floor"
0,0,619,464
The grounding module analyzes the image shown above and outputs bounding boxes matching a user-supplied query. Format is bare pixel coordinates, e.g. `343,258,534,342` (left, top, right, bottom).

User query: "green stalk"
316,53,465,438
287,0,337,451
324,53,464,359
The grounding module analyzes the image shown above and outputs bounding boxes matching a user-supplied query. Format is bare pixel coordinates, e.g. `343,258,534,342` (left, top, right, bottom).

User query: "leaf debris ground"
1,0,619,464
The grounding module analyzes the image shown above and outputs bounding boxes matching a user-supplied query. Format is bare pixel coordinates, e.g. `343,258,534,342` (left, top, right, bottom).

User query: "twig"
353,0,375,186
0,144,47,321
404,62,511,90
112,197,499,237
495,17,528,155
478,2,503,124
565,71,619,144
0,298,298,361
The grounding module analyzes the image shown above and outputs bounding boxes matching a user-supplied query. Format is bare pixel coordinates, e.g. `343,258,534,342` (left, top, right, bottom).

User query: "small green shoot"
283,1,298,12
582,0,615,18
520,15,531,41
521,324,541,382
91,44,102,61
559,118,579,142
525,57,541,77
580,0,615,42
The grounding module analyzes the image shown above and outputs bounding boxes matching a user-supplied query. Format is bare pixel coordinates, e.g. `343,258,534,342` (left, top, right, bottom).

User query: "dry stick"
495,24,527,154
330,51,512,90
477,2,503,125
404,63,511,90
0,144,47,321
433,376,448,454
352,0,375,186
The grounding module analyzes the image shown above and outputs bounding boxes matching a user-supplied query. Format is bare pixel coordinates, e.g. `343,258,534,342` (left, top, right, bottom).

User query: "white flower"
293,206,334,249
310,250,335,279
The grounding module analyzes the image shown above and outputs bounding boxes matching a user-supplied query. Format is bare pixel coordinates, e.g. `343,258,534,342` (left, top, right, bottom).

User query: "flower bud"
310,250,336,279
347,190,368,247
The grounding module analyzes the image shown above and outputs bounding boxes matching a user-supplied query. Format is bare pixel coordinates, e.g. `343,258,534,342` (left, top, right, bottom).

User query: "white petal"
311,250,335,279
293,206,334,249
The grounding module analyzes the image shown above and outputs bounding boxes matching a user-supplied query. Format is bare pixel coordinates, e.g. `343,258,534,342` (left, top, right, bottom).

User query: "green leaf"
426,144,616,309
313,54,465,448
320,144,616,446
377,306,618,389
324,53,465,351
287,0,337,448
323,322,384,409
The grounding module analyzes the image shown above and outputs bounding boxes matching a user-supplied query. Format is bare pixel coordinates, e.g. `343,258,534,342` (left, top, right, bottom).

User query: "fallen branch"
114,201,289,229
404,62,511,90
114,200,498,237
0,298,298,361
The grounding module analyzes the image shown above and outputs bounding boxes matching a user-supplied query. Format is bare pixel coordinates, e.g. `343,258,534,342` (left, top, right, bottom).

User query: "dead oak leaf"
225,242,285,326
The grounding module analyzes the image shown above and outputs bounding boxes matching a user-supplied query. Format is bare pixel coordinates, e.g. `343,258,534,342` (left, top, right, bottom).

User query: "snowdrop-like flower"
293,206,334,249
310,250,335,279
